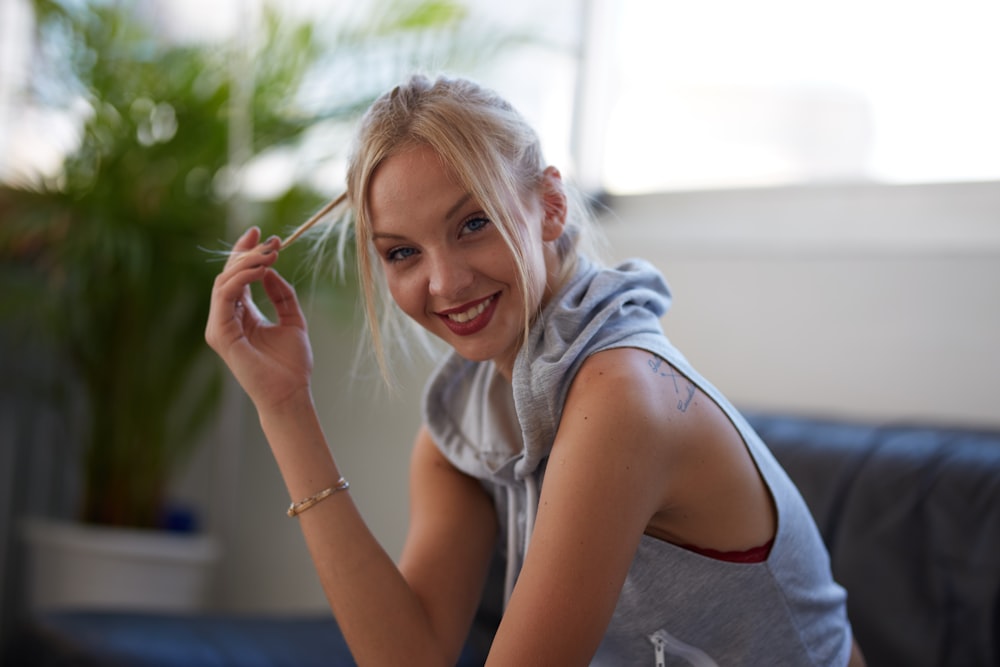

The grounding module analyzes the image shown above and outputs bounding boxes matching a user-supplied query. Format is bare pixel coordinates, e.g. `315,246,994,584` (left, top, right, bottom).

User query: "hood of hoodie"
423,256,674,486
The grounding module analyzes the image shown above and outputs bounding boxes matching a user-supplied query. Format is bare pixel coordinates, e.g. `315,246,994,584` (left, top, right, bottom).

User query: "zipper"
648,629,720,667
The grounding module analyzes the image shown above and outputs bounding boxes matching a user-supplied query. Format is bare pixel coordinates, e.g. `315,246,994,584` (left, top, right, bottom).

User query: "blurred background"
1,0,997,645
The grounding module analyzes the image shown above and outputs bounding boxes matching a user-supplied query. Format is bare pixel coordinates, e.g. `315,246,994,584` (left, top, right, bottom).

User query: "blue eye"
462,216,491,235
386,246,417,263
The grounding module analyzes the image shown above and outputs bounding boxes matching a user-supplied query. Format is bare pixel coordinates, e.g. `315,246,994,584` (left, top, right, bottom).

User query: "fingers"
223,227,269,272
207,230,281,347
215,233,280,300
221,228,257,276
262,268,308,330
227,226,262,263
212,231,308,330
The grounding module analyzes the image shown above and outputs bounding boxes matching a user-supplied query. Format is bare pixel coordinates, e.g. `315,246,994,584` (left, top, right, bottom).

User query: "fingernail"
261,236,280,254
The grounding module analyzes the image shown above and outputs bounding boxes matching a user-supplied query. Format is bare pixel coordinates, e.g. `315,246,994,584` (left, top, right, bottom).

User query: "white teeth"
447,296,492,323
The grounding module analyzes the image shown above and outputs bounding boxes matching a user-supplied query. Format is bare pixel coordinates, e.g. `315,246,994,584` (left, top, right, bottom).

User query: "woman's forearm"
256,390,452,666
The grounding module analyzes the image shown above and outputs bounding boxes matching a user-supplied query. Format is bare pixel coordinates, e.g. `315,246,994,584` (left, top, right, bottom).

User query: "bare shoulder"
565,347,709,434
562,347,755,507
554,347,702,508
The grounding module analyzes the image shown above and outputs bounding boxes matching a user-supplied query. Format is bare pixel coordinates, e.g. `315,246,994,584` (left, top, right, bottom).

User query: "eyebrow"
372,193,474,241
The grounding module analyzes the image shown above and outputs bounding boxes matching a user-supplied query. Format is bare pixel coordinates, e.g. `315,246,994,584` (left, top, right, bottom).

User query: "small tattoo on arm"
648,354,696,412
647,356,679,390
677,385,695,412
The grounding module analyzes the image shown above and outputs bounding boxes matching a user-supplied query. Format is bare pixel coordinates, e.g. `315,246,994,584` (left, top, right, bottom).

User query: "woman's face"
367,144,562,378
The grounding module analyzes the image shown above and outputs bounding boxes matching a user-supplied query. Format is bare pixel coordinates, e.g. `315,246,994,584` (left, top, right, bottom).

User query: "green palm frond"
2,0,524,528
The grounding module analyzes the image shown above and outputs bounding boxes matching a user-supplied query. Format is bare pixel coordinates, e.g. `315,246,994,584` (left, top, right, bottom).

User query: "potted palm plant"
2,0,512,612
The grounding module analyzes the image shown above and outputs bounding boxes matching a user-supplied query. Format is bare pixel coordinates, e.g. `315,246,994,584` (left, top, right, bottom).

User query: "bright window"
579,0,1000,194
0,0,582,194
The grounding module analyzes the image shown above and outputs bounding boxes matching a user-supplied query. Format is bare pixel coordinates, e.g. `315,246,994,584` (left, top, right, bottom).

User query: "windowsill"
599,180,1000,258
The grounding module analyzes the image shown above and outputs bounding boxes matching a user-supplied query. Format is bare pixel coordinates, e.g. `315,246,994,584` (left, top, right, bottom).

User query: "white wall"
211,180,1000,613
602,180,1000,426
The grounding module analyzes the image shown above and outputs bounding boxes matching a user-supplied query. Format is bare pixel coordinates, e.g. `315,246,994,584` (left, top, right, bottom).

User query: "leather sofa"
6,412,1000,666
747,412,1000,667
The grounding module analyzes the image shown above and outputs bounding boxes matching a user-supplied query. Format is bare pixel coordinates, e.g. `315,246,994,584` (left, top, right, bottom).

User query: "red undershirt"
679,537,775,564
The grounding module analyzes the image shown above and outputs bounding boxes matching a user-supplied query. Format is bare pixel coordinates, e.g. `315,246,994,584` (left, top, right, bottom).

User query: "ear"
540,166,567,242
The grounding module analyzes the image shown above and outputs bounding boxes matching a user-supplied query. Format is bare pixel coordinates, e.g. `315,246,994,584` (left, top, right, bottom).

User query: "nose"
427,251,474,300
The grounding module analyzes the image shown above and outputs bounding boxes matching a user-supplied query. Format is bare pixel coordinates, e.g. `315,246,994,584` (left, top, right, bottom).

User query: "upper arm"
398,425,498,663
486,348,676,665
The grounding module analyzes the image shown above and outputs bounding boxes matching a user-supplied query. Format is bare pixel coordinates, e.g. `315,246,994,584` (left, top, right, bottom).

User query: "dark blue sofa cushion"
7,611,490,667
746,413,1000,667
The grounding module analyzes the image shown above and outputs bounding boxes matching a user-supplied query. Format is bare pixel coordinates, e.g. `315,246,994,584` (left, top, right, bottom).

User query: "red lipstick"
437,293,499,336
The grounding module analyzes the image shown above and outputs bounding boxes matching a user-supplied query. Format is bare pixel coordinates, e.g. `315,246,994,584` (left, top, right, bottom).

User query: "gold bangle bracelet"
287,477,350,518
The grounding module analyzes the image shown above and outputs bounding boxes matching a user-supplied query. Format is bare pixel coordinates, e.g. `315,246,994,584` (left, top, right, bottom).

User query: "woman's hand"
205,226,314,411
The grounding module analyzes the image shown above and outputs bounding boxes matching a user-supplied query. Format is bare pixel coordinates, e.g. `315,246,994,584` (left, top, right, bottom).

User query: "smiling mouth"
444,295,495,323
437,293,499,336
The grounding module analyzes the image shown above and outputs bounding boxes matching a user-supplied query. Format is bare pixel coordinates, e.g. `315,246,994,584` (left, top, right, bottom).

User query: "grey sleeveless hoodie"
423,257,852,666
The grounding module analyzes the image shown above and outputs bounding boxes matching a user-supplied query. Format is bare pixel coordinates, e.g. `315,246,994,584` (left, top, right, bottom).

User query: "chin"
449,338,515,366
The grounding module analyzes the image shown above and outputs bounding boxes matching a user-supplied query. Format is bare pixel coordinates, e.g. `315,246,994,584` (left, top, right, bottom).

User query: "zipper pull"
649,629,667,667
647,628,720,667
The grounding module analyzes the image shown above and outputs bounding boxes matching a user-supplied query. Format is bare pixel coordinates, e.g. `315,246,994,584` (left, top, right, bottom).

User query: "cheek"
484,237,542,301
386,272,426,320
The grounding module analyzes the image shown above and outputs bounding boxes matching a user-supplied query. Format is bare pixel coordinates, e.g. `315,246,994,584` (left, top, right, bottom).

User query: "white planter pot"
21,518,220,614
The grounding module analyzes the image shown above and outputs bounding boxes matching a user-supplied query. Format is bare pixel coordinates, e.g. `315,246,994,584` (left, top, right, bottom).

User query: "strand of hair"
279,192,348,250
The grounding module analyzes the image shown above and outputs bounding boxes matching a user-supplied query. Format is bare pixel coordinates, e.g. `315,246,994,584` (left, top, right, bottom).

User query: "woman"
206,74,864,665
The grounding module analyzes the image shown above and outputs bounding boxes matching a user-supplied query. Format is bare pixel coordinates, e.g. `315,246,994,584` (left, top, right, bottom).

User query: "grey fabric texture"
424,257,853,666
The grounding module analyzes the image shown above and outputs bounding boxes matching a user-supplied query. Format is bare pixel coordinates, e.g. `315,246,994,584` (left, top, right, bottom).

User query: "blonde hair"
304,74,603,383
